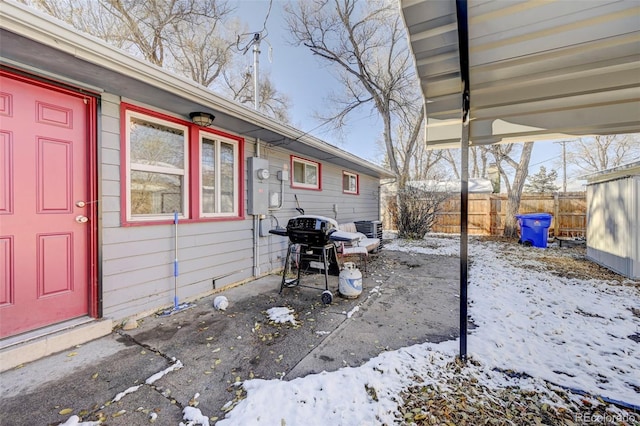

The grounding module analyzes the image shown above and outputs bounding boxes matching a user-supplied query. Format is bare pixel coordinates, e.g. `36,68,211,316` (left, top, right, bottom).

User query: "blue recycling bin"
516,213,553,248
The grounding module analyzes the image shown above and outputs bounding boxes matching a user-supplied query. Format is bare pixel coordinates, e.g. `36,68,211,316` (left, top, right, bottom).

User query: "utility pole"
554,140,568,192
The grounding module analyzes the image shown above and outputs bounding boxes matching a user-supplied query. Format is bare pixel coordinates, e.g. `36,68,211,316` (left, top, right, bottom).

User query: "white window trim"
291,156,320,190
343,171,359,194
125,110,189,222
199,131,240,217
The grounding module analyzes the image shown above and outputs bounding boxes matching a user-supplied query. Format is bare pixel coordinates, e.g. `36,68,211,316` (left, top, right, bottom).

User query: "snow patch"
266,307,297,325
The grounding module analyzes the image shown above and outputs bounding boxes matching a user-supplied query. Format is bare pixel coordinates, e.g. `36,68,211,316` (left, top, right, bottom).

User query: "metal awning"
399,0,639,361
400,0,640,149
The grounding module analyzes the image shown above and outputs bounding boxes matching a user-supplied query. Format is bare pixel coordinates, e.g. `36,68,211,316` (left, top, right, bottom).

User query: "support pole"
456,0,471,362
562,141,567,193
253,33,261,111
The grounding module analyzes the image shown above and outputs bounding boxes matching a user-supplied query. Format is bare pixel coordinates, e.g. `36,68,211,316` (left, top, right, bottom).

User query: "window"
291,156,321,190
343,171,359,194
122,104,244,224
200,133,239,217
126,111,189,220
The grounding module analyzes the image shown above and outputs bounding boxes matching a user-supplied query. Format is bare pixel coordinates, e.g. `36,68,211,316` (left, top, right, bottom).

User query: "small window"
343,171,359,194
200,133,239,217
126,111,189,220
291,156,321,190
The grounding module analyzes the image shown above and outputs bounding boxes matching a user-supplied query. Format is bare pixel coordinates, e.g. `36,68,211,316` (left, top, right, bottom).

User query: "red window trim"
119,103,245,226
342,170,360,195
290,155,322,191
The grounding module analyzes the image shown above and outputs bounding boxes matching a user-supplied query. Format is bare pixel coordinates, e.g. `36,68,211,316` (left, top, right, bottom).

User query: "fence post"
554,192,560,237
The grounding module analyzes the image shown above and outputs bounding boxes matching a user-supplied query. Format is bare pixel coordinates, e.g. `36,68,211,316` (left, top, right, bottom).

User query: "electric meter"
257,168,270,180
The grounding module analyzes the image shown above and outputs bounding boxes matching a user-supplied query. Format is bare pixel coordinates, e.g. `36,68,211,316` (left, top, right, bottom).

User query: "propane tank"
339,262,362,298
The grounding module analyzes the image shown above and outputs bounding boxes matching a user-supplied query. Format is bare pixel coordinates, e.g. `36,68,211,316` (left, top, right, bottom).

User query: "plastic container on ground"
515,213,553,248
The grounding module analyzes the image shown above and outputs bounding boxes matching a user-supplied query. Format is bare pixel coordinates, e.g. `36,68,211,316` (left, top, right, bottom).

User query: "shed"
584,162,640,280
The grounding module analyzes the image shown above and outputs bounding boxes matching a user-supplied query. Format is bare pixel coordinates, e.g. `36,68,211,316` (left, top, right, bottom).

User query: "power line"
235,0,273,53
529,154,562,168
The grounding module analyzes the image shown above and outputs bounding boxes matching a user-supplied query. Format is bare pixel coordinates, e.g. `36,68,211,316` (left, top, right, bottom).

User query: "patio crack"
115,329,177,363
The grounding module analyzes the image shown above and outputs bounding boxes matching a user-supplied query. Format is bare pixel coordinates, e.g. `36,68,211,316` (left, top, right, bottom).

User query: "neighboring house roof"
408,178,493,193
0,0,394,179
582,161,640,184
399,0,640,149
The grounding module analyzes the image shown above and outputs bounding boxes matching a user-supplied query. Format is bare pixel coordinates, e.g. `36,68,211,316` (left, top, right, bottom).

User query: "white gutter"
0,0,393,179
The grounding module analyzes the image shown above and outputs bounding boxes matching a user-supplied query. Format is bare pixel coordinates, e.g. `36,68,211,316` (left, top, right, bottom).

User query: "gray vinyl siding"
254,147,381,275
98,95,252,320
97,95,383,322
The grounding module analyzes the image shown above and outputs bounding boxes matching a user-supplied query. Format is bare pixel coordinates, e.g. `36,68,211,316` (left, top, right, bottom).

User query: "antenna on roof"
235,0,273,111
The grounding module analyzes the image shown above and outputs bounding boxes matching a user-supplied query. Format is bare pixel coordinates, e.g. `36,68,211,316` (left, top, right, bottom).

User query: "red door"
0,72,94,338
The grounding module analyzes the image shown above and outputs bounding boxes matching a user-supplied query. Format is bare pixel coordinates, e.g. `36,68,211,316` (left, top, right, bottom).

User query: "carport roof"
0,1,393,179
399,0,640,149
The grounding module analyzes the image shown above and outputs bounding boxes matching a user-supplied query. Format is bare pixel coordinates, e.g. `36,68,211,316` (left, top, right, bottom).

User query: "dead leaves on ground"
396,360,637,426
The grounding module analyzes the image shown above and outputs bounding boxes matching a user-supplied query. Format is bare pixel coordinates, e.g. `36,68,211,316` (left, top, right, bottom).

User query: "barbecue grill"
270,215,341,304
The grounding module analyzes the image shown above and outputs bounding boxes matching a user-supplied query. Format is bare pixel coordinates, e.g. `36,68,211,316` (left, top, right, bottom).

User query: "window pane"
349,176,357,192
201,139,216,213
305,164,317,185
131,171,182,215
343,174,350,191
130,117,184,169
293,161,305,183
220,142,235,213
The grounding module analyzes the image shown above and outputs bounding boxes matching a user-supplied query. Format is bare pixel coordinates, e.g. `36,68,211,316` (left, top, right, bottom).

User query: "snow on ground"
217,235,639,425
266,307,297,326
389,236,639,405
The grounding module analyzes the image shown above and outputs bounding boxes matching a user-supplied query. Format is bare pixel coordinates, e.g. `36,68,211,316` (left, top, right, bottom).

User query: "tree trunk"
502,142,534,237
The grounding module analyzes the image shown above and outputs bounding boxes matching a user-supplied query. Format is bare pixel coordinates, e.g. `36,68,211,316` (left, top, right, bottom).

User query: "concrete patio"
0,248,459,425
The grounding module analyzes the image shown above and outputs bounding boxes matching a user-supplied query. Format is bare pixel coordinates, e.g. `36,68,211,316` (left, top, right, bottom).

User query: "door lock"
75,215,89,223
75,200,98,208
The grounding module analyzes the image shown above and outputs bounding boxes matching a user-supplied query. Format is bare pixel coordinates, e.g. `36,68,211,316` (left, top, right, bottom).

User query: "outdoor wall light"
189,112,215,127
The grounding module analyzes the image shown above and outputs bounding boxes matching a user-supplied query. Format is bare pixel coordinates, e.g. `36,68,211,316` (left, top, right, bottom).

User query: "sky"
56,234,639,425
231,1,583,188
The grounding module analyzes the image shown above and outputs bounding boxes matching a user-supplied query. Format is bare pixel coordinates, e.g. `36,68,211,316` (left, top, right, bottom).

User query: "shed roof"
399,0,640,149
0,0,394,179
583,160,640,184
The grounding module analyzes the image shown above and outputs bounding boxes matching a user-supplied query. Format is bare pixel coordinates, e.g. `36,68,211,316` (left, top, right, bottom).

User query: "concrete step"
0,318,113,372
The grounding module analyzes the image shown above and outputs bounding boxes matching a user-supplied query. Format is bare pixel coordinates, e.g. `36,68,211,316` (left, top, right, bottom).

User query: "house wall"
586,175,639,279
254,144,381,276
98,96,381,321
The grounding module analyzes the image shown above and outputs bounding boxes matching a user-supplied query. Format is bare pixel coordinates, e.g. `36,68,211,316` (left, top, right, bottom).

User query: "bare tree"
99,0,234,67
443,146,492,180
22,0,292,121
284,0,424,186
491,142,534,237
221,66,291,123
168,18,234,87
565,134,640,174
27,0,125,42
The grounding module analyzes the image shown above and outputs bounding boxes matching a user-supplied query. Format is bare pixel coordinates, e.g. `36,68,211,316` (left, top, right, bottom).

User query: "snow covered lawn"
217,235,639,425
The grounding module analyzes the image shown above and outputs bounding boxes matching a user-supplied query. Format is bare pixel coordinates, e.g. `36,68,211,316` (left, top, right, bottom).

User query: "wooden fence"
383,192,587,237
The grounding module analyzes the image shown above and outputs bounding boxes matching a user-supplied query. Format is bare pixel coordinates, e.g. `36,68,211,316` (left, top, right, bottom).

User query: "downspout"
253,138,261,277
456,0,470,362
